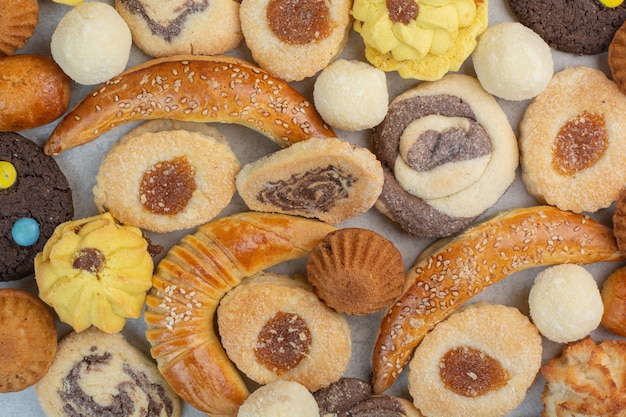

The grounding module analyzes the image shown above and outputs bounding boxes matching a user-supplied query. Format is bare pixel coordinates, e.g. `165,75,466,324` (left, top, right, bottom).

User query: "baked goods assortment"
5,1,626,417
36,327,181,417
236,136,383,224
93,120,240,232
372,73,518,237
0,132,74,282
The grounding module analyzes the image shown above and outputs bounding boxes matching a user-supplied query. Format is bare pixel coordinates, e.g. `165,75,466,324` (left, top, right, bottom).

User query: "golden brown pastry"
44,55,336,155
609,19,626,96
408,302,542,417
217,272,351,391
144,212,337,416
519,66,626,213
306,228,405,315
372,205,625,394
601,266,626,336
541,336,626,417
0,54,71,131
0,0,38,56
0,288,57,393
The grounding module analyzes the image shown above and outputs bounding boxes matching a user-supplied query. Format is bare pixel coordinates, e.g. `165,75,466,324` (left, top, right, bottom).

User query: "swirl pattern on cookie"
372,73,518,237
519,66,626,213
115,0,242,57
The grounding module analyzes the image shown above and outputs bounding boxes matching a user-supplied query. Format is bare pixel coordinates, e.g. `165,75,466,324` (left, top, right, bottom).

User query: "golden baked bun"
306,228,405,315
601,266,626,337
35,213,154,333
0,0,38,56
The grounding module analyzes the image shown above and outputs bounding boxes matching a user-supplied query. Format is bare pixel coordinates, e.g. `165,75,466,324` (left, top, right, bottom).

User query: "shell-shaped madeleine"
0,0,39,56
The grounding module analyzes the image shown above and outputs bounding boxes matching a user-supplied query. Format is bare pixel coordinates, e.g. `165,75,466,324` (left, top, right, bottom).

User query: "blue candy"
12,217,40,246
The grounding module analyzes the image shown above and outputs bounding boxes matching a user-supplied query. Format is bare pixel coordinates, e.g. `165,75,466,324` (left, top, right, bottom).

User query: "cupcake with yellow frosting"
34,212,154,333
352,0,488,80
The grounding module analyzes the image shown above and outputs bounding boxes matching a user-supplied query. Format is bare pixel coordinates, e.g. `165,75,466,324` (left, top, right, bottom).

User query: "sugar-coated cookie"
115,0,242,58
408,302,542,417
313,59,389,131
472,22,553,101
0,289,57,393
36,327,181,417
529,264,603,343
51,1,132,85
217,272,351,392
94,122,240,232
237,380,319,417
372,73,518,237
508,0,626,55
0,132,73,282
240,0,352,81
519,66,626,213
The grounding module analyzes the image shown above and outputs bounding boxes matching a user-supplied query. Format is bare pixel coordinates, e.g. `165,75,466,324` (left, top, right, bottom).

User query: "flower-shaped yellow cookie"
352,0,488,80
35,212,154,333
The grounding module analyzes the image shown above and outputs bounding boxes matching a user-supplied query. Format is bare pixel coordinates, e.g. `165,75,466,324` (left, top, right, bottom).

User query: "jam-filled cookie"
115,0,242,57
508,0,626,55
519,66,626,213
408,302,542,417
217,272,351,391
239,0,352,81
36,327,181,417
352,0,488,81
372,73,518,237
93,121,240,232
0,132,74,281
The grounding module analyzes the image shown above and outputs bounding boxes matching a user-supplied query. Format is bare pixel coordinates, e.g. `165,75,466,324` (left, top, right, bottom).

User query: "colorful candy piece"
12,218,40,247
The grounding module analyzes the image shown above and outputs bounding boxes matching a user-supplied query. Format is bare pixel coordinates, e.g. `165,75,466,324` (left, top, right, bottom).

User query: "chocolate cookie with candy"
0,132,73,281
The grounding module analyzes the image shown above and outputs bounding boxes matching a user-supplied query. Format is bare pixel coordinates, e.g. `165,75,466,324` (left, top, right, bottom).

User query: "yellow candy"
0,161,16,189
52,0,84,5
600,0,623,7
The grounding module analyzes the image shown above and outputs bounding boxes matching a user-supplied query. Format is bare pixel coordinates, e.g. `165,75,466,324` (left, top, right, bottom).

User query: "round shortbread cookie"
372,73,518,237
93,124,240,232
519,66,626,213
115,0,242,57
240,0,352,81
35,327,181,417
408,302,542,417
237,380,319,417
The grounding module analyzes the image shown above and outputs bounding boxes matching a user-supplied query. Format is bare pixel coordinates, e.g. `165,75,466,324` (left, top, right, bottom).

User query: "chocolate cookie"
0,132,73,281
507,0,626,55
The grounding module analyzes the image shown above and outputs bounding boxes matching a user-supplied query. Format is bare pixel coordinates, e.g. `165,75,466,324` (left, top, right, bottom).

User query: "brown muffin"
306,228,405,315
0,288,57,392
0,0,39,56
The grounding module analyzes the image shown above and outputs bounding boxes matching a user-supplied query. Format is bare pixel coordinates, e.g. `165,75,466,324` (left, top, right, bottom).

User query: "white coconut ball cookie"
51,1,132,85
472,22,553,101
313,59,388,131
237,380,319,417
528,264,604,343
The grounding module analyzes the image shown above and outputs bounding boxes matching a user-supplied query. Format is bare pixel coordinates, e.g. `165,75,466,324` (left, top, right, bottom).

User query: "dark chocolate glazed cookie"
507,0,626,55
0,132,73,281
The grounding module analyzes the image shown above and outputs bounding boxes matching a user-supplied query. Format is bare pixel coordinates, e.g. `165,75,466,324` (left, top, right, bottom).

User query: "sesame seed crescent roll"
372,205,625,394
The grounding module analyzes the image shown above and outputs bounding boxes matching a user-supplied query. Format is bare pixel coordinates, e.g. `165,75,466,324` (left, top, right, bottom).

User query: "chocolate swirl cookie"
372,73,518,237
36,328,181,417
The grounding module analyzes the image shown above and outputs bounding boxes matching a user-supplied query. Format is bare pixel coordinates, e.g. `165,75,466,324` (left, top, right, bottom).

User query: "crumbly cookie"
93,123,240,232
217,272,351,392
115,0,242,57
372,73,518,237
240,0,352,81
541,336,626,417
36,327,181,417
0,289,57,392
519,66,626,213
236,137,383,224
0,0,38,56
238,380,320,417
508,0,626,55
0,132,74,282
408,302,542,417
353,0,488,81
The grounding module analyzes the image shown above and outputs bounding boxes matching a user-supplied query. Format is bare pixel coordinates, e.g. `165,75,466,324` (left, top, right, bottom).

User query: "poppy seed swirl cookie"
372,73,518,238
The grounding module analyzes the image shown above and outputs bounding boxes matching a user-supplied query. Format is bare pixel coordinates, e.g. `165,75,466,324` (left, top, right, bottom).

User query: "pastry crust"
93,122,240,232
217,273,351,391
240,0,352,81
408,303,542,417
371,205,625,394
520,66,626,213
44,55,335,155
144,212,337,416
